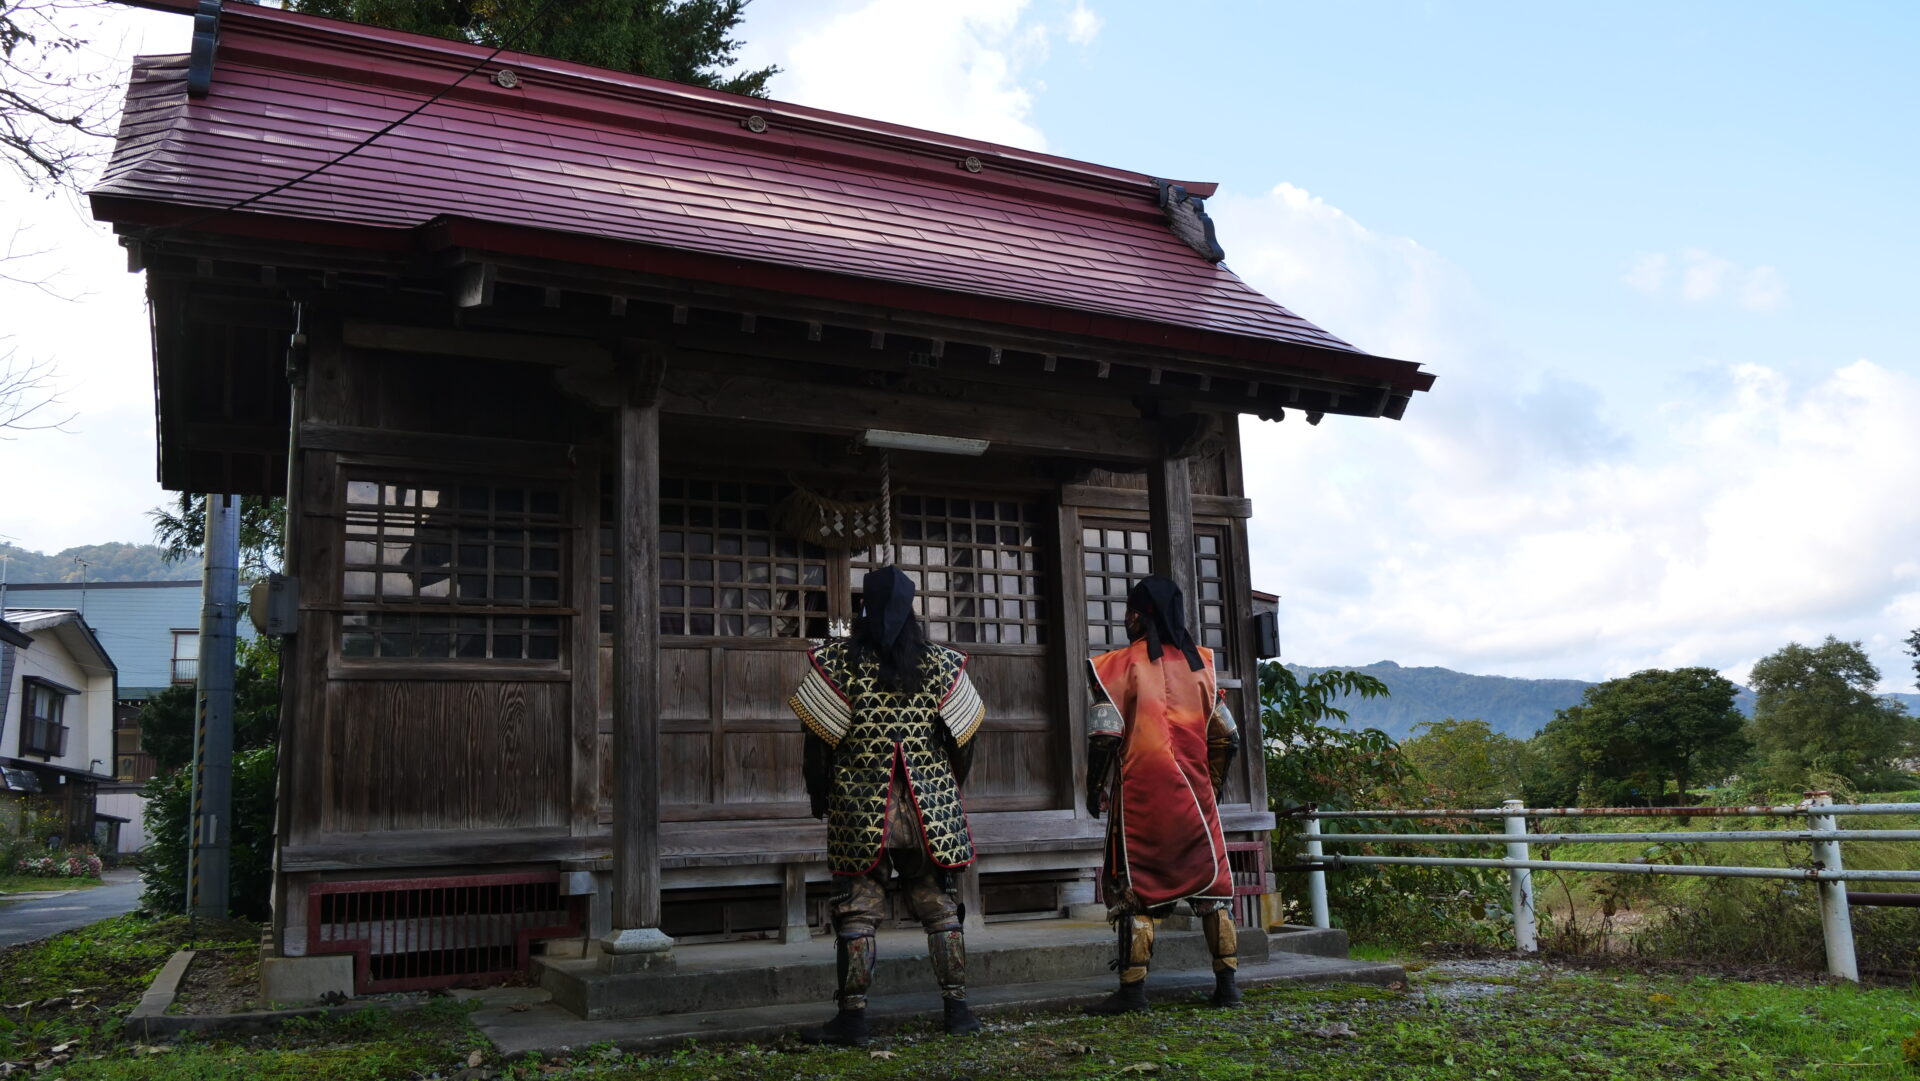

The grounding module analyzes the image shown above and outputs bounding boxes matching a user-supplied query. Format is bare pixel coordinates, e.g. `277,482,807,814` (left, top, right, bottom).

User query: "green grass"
42,963,1920,1080
0,873,103,895
59,999,488,1081
0,914,258,1066
14,913,1920,1079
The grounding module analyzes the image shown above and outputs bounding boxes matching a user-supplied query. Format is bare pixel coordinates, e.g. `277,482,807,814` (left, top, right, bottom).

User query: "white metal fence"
1291,793,1920,981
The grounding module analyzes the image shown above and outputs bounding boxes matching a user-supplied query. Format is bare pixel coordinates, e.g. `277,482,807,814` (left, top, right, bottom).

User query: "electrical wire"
151,0,564,242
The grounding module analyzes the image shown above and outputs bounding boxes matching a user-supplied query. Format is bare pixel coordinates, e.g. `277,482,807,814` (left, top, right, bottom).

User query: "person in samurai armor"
1083,574,1243,1014
787,565,987,1045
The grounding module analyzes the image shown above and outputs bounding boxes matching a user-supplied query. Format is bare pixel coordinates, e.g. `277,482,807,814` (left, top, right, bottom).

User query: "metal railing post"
1502,799,1537,952
1303,812,1330,929
1807,791,1858,981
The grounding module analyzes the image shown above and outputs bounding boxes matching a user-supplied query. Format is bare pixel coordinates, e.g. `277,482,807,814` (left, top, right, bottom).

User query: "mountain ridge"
1289,660,1920,742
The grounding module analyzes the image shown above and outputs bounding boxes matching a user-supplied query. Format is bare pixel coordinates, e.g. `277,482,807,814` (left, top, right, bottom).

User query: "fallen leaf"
869,1050,898,1060
1387,981,1406,992
1310,1022,1356,1040
508,1003,532,1013
46,1046,71,1056
468,1050,485,1068
1118,1065,1161,1074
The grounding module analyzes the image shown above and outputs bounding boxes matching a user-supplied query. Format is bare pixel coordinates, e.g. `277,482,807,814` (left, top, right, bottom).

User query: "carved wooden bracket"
1153,179,1225,263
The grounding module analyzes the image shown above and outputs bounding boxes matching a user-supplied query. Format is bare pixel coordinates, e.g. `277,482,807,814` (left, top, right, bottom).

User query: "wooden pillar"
601,366,673,969
1147,454,1197,627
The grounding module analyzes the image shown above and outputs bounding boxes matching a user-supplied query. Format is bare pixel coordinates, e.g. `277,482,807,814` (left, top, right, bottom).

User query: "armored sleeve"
1206,690,1241,793
788,646,853,747
938,666,985,748
802,732,833,819
1085,657,1123,816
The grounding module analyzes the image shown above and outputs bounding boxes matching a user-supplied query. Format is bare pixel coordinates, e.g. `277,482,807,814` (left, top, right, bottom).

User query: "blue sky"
4,0,1916,690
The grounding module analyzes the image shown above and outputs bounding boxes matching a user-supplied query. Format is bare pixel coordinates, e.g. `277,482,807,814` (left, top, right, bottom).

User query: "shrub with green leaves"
1260,661,1510,948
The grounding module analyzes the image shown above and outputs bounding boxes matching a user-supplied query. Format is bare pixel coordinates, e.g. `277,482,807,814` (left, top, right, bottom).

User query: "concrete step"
539,919,1273,1020
485,951,1405,1056
1265,924,1351,959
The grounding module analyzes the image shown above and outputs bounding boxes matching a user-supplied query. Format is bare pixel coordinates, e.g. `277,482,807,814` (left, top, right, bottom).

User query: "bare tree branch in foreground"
1,0,122,193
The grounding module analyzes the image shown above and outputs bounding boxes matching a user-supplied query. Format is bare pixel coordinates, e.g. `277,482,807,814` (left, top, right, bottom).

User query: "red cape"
1092,640,1232,907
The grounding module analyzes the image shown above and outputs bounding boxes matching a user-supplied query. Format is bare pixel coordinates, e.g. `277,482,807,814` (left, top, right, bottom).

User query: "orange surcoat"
1090,639,1233,909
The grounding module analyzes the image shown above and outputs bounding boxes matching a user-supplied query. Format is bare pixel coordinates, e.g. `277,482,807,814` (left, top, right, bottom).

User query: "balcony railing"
171,657,199,683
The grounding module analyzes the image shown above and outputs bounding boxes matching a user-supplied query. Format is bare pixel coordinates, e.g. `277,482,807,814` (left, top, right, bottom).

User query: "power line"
153,0,563,241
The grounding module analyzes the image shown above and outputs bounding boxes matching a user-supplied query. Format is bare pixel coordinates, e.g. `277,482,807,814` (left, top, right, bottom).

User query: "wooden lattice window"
340,477,566,661
1083,525,1152,653
1082,522,1232,668
660,479,831,638
855,496,1048,645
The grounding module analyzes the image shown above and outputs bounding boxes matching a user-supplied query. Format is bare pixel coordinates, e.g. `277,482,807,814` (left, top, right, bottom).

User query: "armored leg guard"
1084,914,1154,1015
926,928,980,1034
1197,902,1241,1006
835,932,878,1010
799,933,877,1047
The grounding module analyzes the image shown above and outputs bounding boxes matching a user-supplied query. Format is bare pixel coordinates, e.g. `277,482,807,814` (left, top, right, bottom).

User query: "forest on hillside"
0,542,196,583
1291,660,1920,740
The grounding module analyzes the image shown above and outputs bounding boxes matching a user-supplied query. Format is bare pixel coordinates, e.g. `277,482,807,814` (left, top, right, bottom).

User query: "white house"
1,609,119,848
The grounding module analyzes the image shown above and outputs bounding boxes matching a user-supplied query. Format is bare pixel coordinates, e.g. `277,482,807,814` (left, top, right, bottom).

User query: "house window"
339,477,567,661
1083,522,1233,668
20,679,71,758
171,630,199,684
855,496,1048,645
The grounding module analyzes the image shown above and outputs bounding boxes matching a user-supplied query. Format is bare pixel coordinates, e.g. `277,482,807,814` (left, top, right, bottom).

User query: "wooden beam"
341,321,611,369
454,262,495,308
612,389,664,930
1059,485,1253,519
298,422,576,469
570,450,603,837
658,368,1161,461
1148,454,1198,630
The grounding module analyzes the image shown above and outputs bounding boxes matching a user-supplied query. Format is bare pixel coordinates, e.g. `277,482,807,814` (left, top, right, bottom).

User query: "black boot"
1210,969,1241,1008
943,997,982,1035
798,1007,869,1047
1083,980,1149,1015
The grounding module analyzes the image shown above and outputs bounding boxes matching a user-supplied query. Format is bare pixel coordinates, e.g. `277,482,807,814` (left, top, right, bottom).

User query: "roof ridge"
209,3,1217,210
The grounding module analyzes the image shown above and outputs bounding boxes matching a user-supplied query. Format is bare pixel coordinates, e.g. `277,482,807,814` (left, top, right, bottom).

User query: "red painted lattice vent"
1226,841,1271,928
307,872,583,993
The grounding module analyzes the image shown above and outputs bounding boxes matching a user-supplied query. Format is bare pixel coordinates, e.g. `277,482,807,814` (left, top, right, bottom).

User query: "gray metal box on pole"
187,493,241,919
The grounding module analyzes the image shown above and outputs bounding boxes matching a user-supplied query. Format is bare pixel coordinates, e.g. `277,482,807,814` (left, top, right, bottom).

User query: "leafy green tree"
287,0,778,96
1259,662,1510,947
1905,627,1920,691
137,636,282,771
1400,718,1536,807
148,494,285,577
1749,636,1917,788
135,636,281,919
140,746,277,920
1530,667,1747,805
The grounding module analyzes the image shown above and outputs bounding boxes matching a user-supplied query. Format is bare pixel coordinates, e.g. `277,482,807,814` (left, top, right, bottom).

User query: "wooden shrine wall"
286,340,591,845
282,330,1261,865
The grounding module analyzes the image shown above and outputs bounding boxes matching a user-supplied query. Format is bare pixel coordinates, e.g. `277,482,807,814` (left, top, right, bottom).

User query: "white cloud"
1627,247,1787,310
1623,252,1668,294
739,0,1054,151
1065,1,1105,46
1740,264,1787,311
1679,247,1732,301
1211,183,1914,689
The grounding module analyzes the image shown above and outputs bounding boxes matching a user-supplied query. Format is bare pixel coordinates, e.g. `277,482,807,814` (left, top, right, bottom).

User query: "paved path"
0,869,143,948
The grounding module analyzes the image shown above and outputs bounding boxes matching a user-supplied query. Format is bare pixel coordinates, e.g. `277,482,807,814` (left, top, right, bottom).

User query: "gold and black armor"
790,638,984,874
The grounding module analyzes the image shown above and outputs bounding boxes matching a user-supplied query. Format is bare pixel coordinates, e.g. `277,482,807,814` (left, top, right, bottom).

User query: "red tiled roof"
91,4,1432,395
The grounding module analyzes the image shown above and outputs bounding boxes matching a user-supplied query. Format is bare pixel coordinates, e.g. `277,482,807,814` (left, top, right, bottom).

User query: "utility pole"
187,494,241,920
